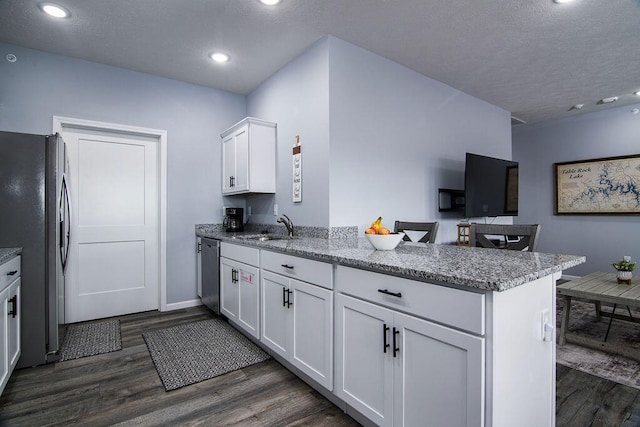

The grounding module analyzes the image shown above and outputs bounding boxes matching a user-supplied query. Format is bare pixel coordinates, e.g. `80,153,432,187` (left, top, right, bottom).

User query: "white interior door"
64,129,159,323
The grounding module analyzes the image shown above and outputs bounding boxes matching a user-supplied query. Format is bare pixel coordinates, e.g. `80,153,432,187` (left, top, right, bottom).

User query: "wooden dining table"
557,271,640,360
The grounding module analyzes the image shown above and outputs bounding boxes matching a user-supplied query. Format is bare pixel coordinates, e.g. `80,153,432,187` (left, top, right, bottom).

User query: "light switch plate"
273,204,278,216
541,308,554,342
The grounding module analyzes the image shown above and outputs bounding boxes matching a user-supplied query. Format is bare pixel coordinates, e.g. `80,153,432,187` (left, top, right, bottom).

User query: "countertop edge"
197,230,586,292
0,247,22,265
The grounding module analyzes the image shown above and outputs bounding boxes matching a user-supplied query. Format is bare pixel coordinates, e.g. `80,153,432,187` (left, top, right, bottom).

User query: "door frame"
53,116,168,311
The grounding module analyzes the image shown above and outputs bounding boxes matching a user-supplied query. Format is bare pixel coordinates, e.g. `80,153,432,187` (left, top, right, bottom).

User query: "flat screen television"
464,153,518,218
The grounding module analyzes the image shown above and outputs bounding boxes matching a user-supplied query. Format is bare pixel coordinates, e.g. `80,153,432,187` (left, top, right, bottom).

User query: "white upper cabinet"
221,117,276,195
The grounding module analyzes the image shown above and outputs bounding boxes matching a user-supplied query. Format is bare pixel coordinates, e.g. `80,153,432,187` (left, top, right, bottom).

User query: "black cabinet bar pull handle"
281,264,294,269
282,287,287,307
393,327,400,357
378,289,402,298
231,269,238,284
7,270,17,276
383,323,390,353
8,295,17,318
286,289,293,308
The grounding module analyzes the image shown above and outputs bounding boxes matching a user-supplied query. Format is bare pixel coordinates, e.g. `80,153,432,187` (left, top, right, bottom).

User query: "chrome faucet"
277,214,294,238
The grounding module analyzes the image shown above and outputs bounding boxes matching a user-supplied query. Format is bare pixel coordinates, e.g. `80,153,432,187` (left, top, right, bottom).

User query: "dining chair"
470,223,540,252
393,221,439,243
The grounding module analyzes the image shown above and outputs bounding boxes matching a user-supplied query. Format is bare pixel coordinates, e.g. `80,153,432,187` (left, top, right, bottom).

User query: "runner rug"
143,318,270,391
59,319,122,361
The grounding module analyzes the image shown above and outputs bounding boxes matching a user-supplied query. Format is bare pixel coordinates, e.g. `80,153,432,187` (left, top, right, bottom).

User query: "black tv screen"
464,153,518,218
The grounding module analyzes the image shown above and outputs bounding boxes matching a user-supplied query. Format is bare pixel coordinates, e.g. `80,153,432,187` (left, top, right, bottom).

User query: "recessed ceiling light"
634,90,640,96
39,3,70,18
597,96,618,105
209,52,230,64
259,0,282,5
568,104,584,111
553,0,575,3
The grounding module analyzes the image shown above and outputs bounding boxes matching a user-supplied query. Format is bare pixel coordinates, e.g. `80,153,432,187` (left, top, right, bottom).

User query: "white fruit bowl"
365,232,405,250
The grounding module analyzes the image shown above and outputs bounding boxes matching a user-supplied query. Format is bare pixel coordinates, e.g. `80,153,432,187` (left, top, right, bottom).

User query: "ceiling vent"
511,116,526,126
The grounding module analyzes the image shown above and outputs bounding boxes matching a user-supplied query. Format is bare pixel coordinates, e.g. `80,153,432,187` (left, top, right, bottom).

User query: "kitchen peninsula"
196,225,585,427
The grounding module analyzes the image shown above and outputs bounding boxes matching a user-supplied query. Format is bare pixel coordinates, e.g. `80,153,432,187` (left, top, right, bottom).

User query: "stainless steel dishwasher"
201,237,220,315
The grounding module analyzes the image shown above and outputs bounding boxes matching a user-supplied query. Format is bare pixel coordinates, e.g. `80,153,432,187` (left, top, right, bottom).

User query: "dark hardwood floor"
1,306,639,426
556,365,640,427
0,306,358,426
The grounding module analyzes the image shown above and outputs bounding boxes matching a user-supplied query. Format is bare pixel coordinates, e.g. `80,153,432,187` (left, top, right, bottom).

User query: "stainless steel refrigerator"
0,131,70,368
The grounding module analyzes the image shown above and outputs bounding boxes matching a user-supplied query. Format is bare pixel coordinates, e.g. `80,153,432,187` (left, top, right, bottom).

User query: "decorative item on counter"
612,256,635,285
364,216,404,250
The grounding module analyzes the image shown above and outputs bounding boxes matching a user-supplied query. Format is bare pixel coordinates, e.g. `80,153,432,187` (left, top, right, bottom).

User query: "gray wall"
327,37,512,242
513,103,640,276
0,42,246,304
247,36,512,243
246,38,331,227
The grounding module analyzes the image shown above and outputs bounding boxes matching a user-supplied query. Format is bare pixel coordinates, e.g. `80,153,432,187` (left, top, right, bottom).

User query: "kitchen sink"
235,234,288,241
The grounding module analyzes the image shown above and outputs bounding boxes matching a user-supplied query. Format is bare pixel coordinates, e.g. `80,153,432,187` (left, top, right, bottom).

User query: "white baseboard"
163,299,203,312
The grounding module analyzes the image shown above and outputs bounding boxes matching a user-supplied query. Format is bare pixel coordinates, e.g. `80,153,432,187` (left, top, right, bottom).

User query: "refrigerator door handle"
60,174,71,272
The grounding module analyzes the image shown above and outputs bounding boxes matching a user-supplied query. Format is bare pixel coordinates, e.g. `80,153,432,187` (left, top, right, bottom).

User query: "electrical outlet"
248,206,252,216
222,206,226,217
273,204,278,216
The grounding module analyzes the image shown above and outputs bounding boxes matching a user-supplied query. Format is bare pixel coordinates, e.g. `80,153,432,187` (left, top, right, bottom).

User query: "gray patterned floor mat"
59,319,122,361
143,318,270,391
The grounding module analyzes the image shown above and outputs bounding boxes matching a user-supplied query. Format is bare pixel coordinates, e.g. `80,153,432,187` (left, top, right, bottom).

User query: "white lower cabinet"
220,257,260,339
1,255,21,396
196,237,202,298
261,270,333,390
0,284,8,395
336,293,485,427
7,279,20,371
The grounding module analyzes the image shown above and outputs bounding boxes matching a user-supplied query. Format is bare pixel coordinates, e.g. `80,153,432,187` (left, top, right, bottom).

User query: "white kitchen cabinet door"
220,257,259,339
196,237,202,298
261,271,290,359
220,258,239,320
291,279,333,390
237,263,259,339
335,294,394,427
7,279,20,371
394,311,485,427
221,118,276,195
0,285,8,395
222,125,249,193
222,133,235,193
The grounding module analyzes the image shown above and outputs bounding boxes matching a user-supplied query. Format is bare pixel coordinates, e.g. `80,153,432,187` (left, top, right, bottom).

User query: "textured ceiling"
1,0,639,125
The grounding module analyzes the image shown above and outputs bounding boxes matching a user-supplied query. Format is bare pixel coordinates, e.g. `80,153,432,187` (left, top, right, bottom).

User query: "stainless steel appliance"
201,238,220,314
223,207,244,232
0,131,70,367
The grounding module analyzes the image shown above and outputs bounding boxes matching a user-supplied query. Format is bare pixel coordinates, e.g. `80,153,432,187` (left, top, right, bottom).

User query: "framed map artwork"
554,154,640,215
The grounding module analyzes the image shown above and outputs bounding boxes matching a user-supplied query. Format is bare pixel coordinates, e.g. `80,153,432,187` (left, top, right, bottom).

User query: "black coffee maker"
223,207,244,232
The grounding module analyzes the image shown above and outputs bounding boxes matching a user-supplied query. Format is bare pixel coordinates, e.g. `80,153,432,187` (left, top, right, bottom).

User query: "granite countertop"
0,248,22,264
196,228,585,292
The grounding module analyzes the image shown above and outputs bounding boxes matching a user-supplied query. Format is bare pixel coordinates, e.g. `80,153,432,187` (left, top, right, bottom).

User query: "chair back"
393,221,439,243
470,223,540,252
